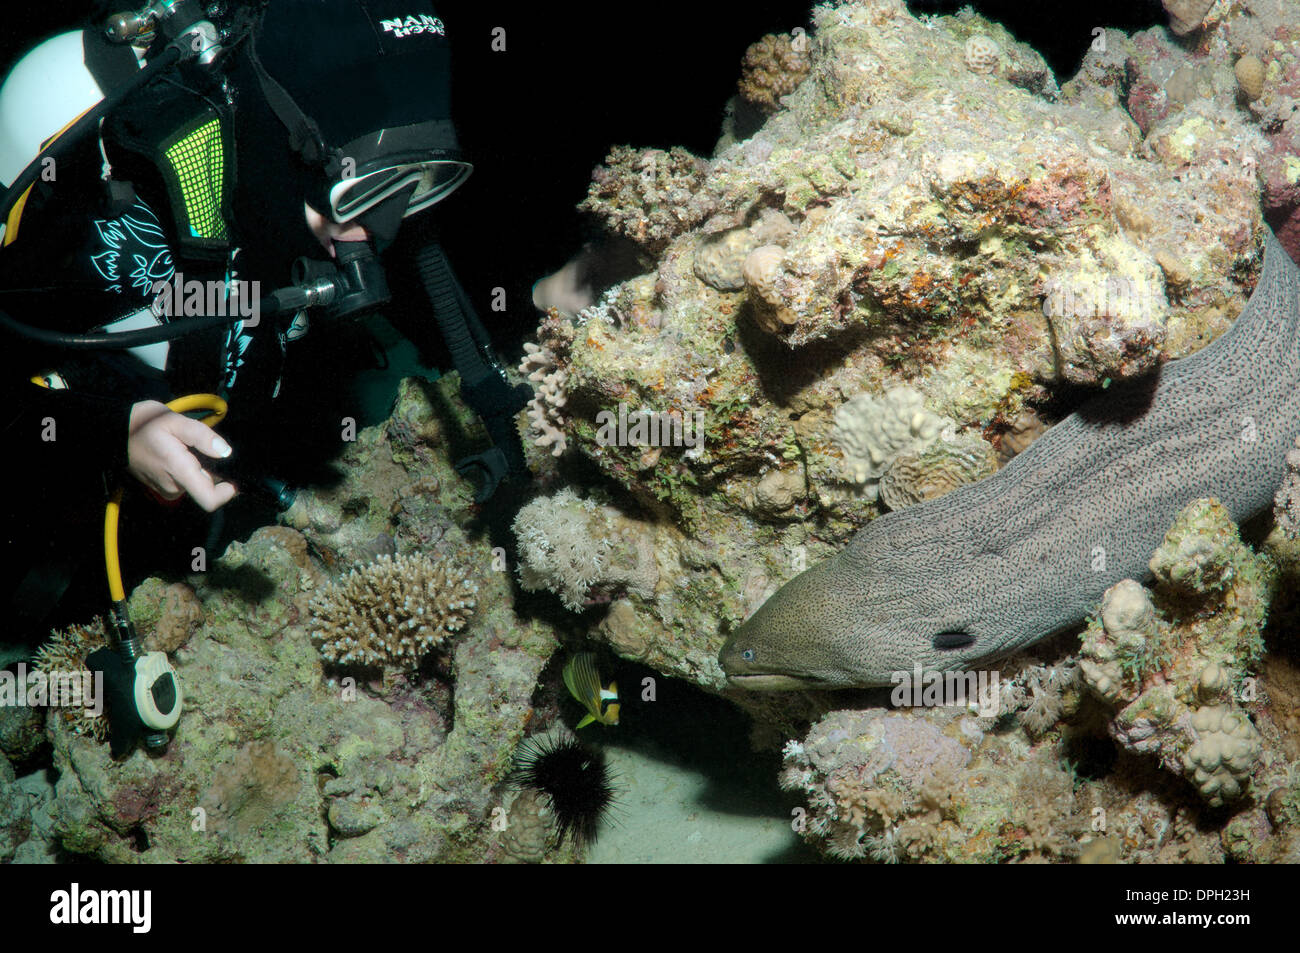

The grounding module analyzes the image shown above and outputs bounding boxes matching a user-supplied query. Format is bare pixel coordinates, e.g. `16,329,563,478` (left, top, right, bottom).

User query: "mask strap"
244,28,342,181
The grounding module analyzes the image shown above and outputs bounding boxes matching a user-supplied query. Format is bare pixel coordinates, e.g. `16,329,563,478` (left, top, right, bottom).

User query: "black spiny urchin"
509,732,618,849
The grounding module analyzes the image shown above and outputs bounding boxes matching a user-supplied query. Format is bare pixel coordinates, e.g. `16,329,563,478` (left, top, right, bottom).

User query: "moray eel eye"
932,631,975,651
741,648,755,661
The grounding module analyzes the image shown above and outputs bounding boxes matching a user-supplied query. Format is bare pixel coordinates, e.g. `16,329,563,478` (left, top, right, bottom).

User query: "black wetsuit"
0,72,288,637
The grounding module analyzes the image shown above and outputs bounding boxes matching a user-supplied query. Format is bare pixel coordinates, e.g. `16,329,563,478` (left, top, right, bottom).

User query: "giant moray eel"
720,230,1300,689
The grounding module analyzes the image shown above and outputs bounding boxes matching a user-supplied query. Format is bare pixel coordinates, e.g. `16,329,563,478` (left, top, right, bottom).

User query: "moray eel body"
720,232,1300,689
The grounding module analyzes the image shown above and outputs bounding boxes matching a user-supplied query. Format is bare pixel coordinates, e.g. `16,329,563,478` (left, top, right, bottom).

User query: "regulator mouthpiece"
290,239,390,321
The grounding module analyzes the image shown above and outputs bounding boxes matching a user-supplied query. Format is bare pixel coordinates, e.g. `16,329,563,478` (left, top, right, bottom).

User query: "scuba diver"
0,0,530,753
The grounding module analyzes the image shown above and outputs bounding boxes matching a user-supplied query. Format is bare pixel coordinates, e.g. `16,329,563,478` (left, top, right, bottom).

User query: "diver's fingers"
168,450,237,512
172,414,233,460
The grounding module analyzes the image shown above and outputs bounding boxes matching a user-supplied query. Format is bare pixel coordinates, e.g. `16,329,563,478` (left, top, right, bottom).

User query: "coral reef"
780,707,1086,863
738,32,812,114
519,341,569,458
774,484,1300,863
513,487,658,611
577,145,715,254
1131,0,1300,262
30,620,110,743
1078,500,1270,808
308,551,478,670
10,0,1300,869
513,0,1300,865
35,375,558,863
523,0,1265,612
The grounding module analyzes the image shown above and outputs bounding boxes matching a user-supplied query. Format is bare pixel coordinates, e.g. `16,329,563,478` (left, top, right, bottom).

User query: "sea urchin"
509,732,617,849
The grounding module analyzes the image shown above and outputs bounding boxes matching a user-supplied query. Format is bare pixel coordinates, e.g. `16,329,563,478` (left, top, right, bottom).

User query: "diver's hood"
245,0,472,227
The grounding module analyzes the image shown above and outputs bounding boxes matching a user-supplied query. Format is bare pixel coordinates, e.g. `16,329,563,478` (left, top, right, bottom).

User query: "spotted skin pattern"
720,232,1300,689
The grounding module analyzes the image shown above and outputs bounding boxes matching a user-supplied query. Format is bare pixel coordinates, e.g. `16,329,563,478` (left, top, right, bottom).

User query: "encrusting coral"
577,145,714,254
1078,499,1269,808
308,551,478,669
738,32,812,114
693,208,795,293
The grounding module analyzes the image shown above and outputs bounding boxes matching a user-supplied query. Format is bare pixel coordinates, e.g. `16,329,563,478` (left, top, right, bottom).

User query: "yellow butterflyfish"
563,652,620,728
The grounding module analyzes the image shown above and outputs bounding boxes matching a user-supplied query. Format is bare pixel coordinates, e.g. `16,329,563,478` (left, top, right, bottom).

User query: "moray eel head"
719,554,892,690
719,535,1000,690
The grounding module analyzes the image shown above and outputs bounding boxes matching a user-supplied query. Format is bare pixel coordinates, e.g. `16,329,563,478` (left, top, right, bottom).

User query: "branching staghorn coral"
308,552,478,669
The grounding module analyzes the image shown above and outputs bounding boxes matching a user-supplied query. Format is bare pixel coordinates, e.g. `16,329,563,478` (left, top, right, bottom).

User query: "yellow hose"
105,394,228,602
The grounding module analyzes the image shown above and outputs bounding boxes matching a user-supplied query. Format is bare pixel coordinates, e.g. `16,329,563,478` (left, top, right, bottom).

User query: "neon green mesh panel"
163,118,227,241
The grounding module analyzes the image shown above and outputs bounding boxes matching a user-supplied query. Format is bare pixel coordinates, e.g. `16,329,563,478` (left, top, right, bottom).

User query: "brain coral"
1234,55,1266,102
963,35,999,74
309,552,478,669
878,436,997,510
738,32,812,114
831,387,950,487
1182,705,1262,808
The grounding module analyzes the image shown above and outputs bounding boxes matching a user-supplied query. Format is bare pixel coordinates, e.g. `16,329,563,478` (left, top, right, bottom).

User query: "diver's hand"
127,400,237,512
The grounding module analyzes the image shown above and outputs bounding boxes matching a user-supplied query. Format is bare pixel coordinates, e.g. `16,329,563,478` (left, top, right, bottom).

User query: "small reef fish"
563,652,620,728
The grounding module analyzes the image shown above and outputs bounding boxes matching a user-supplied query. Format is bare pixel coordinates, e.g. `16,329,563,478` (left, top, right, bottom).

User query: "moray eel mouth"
718,555,878,689
724,672,828,691
718,566,872,690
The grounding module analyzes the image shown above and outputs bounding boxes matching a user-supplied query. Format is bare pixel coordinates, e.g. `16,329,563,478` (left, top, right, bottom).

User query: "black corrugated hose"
414,240,531,500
